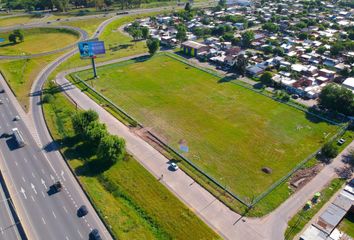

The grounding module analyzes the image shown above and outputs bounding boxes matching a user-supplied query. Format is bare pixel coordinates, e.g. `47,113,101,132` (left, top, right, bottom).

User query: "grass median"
42,82,219,239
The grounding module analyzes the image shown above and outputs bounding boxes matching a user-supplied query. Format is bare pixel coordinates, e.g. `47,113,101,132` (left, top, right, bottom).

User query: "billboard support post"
91,57,97,78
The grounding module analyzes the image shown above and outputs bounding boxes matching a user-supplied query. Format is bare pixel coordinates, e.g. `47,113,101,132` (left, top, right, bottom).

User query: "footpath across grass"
284,178,345,240
75,54,339,204
42,83,219,240
0,28,79,55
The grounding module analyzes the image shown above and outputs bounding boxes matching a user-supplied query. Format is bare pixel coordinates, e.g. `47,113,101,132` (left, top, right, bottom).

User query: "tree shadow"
253,82,264,90
109,44,133,52
217,76,235,84
305,106,346,125
133,55,151,63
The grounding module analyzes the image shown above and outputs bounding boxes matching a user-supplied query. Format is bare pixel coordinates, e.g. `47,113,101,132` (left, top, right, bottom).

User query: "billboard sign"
78,40,105,58
0,38,5,43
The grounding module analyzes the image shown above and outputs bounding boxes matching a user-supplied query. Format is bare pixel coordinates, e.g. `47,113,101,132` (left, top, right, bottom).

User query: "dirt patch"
290,164,324,190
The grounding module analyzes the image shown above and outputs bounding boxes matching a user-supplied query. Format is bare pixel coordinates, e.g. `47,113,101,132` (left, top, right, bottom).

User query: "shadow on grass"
305,106,347,125
217,76,235,84
109,44,133,52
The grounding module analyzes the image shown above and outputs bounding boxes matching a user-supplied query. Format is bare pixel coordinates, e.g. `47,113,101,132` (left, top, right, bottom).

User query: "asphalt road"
0,76,112,240
0,174,22,240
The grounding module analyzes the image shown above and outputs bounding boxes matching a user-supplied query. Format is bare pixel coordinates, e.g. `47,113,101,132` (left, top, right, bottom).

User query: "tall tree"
97,135,126,165
232,54,248,76
146,38,159,55
241,31,254,48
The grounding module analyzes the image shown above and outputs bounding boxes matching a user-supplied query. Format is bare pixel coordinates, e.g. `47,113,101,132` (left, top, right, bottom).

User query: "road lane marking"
14,161,18,166
23,158,28,163
41,191,45,198
30,183,37,195
21,177,25,183
41,217,46,225
31,195,35,202
20,187,27,199
63,206,68,213
50,174,55,181
77,230,83,239
61,170,66,181
41,178,47,189
52,211,56,219
65,236,69,240
31,172,35,178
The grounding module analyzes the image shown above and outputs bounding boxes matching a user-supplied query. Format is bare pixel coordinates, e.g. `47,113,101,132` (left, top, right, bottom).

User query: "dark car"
89,229,102,240
77,205,88,217
0,89,4,93
52,181,62,192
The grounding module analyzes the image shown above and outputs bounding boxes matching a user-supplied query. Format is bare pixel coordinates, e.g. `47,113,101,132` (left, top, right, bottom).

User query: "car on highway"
48,181,62,195
170,162,179,171
13,115,20,121
89,229,102,240
77,205,88,217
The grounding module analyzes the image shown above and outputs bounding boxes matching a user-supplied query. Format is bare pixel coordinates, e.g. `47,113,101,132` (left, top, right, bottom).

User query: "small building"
316,203,347,234
342,77,354,91
181,41,209,57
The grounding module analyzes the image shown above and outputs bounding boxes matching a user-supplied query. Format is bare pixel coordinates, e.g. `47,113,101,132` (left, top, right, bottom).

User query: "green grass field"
43,83,219,240
76,54,339,201
339,212,354,238
0,28,79,55
0,15,39,27
54,17,109,36
0,52,64,110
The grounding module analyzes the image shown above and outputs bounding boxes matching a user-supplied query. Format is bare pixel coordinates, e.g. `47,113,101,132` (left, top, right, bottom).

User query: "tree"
217,0,226,8
321,142,338,159
262,22,279,33
13,29,24,42
241,31,254,48
298,32,308,40
176,24,187,43
8,33,17,44
316,46,326,54
318,83,354,116
141,27,149,39
71,110,99,136
131,29,142,41
184,2,191,11
330,42,344,56
97,135,126,165
260,71,273,86
232,54,248,76
146,38,159,56
84,121,107,147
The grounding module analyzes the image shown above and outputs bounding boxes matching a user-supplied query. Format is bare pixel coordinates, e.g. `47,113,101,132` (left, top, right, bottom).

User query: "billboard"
78,40,105,58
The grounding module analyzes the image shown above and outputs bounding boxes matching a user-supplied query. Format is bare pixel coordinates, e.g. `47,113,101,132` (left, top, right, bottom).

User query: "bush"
321,142,339,159
42,94,54,104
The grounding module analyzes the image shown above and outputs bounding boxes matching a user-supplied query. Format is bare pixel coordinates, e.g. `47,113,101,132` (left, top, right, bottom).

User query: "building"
181,41,209,57
342,77,354,91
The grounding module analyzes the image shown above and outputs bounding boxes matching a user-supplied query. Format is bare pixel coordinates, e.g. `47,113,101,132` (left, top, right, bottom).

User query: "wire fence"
70,52,350,209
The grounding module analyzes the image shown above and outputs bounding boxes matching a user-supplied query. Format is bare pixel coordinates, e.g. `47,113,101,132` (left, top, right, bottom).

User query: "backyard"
75,54,339,202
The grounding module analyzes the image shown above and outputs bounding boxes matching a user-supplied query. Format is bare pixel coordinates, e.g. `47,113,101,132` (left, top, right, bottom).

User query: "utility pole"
91,56,97,78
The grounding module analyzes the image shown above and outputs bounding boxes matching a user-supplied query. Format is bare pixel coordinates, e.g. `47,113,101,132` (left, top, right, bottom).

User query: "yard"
339,212,354,238
75,54,339,202
0,28,79,55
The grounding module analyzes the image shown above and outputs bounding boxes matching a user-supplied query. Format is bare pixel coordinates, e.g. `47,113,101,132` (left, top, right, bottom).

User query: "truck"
12,128,25,148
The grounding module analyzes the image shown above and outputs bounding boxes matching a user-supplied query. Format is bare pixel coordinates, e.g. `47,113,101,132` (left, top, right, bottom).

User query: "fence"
70,52,350,209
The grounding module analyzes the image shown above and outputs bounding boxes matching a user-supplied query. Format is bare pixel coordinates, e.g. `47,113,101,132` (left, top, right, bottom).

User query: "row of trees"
71,110,126,166
3,0,168,12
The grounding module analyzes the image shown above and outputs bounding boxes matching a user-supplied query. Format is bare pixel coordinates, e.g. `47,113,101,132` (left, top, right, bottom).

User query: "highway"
0,76,112,240
0,172,23,240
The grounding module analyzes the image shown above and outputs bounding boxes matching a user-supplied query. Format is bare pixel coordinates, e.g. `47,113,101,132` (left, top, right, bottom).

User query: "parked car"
291,94,299,99
0,89,4,93
52,181,62,192
170,162,179,171
13,115,20,121
338,138,346,145
89,229,102,240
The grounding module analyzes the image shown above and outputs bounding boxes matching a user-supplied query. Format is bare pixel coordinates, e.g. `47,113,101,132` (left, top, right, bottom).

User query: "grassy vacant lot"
76,54,339,201
54,17,109,36
0,15,39,27
0,52,64,110
339,212,354,238
285,179,344,240
0,28,79,55
42,84,219,240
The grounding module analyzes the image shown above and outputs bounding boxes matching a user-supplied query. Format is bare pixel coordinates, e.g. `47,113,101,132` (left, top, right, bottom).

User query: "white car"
170,162,179,171
338,138,346,145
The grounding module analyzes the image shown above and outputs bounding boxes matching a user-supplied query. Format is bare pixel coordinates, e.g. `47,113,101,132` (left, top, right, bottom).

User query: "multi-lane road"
0,76,112,240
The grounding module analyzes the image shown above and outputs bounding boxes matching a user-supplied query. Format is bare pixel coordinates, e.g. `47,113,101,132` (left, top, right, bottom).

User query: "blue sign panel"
0,38,5,43
78,40,105,58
